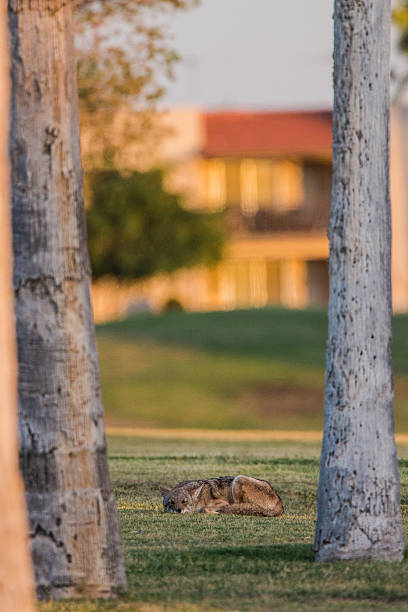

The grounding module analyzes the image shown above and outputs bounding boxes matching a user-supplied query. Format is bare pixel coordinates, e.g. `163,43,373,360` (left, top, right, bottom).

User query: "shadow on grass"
126,543,314,577
110,456,320,467
98,308,328,369
98,308,408,375
123,543,408,609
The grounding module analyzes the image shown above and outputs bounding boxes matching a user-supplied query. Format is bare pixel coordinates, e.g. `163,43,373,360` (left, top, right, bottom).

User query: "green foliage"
86,169,224,280
393,2,408,96
394,1,408,54
73,0,199,169
74,0,197,114
394,2,408,27
162,297,185,311
40,435,408,611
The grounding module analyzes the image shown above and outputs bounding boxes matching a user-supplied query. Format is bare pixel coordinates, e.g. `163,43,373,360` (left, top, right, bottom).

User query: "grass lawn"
37,309,408,609
40,433,408,611
96,308,408,432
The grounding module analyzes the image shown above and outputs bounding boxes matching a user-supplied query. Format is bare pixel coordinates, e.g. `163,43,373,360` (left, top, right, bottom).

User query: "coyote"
160,475,284,516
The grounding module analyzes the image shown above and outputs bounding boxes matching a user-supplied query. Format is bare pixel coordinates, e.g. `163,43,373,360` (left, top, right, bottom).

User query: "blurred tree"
393,1,408,51
0,3,35,609
9,0,126,598
87,169,224,280
392,1,408,97
75,2,217,284
73,0,198,170
315,0,404,562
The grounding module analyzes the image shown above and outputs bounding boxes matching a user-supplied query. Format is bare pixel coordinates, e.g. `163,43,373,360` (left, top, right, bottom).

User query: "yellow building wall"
391,106,408,313
91,232,329,322
88,106,408,321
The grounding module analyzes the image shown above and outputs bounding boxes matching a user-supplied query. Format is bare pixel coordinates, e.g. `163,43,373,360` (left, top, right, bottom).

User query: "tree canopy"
73,0,198,170
74,1,197,115
393,1,408,52
75,1,222,283
86,169,224,280
392,1,408,97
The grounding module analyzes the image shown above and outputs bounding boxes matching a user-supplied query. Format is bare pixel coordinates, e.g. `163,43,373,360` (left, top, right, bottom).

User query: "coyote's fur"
160,475,284,516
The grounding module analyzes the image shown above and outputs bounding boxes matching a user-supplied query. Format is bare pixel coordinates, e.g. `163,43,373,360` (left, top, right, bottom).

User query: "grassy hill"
96,308,408,432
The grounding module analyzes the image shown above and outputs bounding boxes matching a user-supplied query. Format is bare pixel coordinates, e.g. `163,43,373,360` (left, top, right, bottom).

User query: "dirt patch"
395,379,408,401
240,382,324,419
242,378,408,422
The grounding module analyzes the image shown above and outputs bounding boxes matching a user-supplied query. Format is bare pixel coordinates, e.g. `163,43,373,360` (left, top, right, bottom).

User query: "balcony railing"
226,199,330,235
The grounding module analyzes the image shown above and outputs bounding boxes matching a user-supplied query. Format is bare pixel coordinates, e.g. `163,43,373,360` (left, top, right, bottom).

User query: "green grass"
38,309,408,609
40,434,408,611
96,307,408,432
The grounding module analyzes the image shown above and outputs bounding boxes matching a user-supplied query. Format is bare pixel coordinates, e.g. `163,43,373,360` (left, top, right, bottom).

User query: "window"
225,159,241,205
204,159,226,209
240,159,259,216
248,260,268,306
205,157,304,214
270,160,303,211
238,158,304,215
256,160,274,207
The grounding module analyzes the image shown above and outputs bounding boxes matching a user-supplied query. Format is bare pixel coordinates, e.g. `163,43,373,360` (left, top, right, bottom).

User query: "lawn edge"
106,427,408,444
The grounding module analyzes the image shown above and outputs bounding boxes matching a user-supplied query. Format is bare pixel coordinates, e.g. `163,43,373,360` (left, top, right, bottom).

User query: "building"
91,107,408,321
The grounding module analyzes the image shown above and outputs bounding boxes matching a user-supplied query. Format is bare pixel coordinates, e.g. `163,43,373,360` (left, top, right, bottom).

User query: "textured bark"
8,0,127,598
0,3,35,609
314,0,404,561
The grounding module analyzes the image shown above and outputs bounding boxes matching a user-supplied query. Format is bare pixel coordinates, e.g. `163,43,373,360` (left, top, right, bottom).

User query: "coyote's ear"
159,485,171,495
192,484,204,499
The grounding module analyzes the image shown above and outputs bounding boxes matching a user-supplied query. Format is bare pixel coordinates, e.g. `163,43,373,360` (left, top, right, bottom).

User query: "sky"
162,0,334,111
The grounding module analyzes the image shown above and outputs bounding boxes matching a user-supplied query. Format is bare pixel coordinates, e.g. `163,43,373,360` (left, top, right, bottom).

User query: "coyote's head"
160,481,205,513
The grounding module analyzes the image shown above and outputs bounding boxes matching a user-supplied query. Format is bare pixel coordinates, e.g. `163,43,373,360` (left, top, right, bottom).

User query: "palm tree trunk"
0,3,35,609
314,0,404,561
9,0,127,597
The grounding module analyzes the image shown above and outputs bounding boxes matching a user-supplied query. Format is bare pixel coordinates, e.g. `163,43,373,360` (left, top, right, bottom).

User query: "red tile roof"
203,110,332,158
